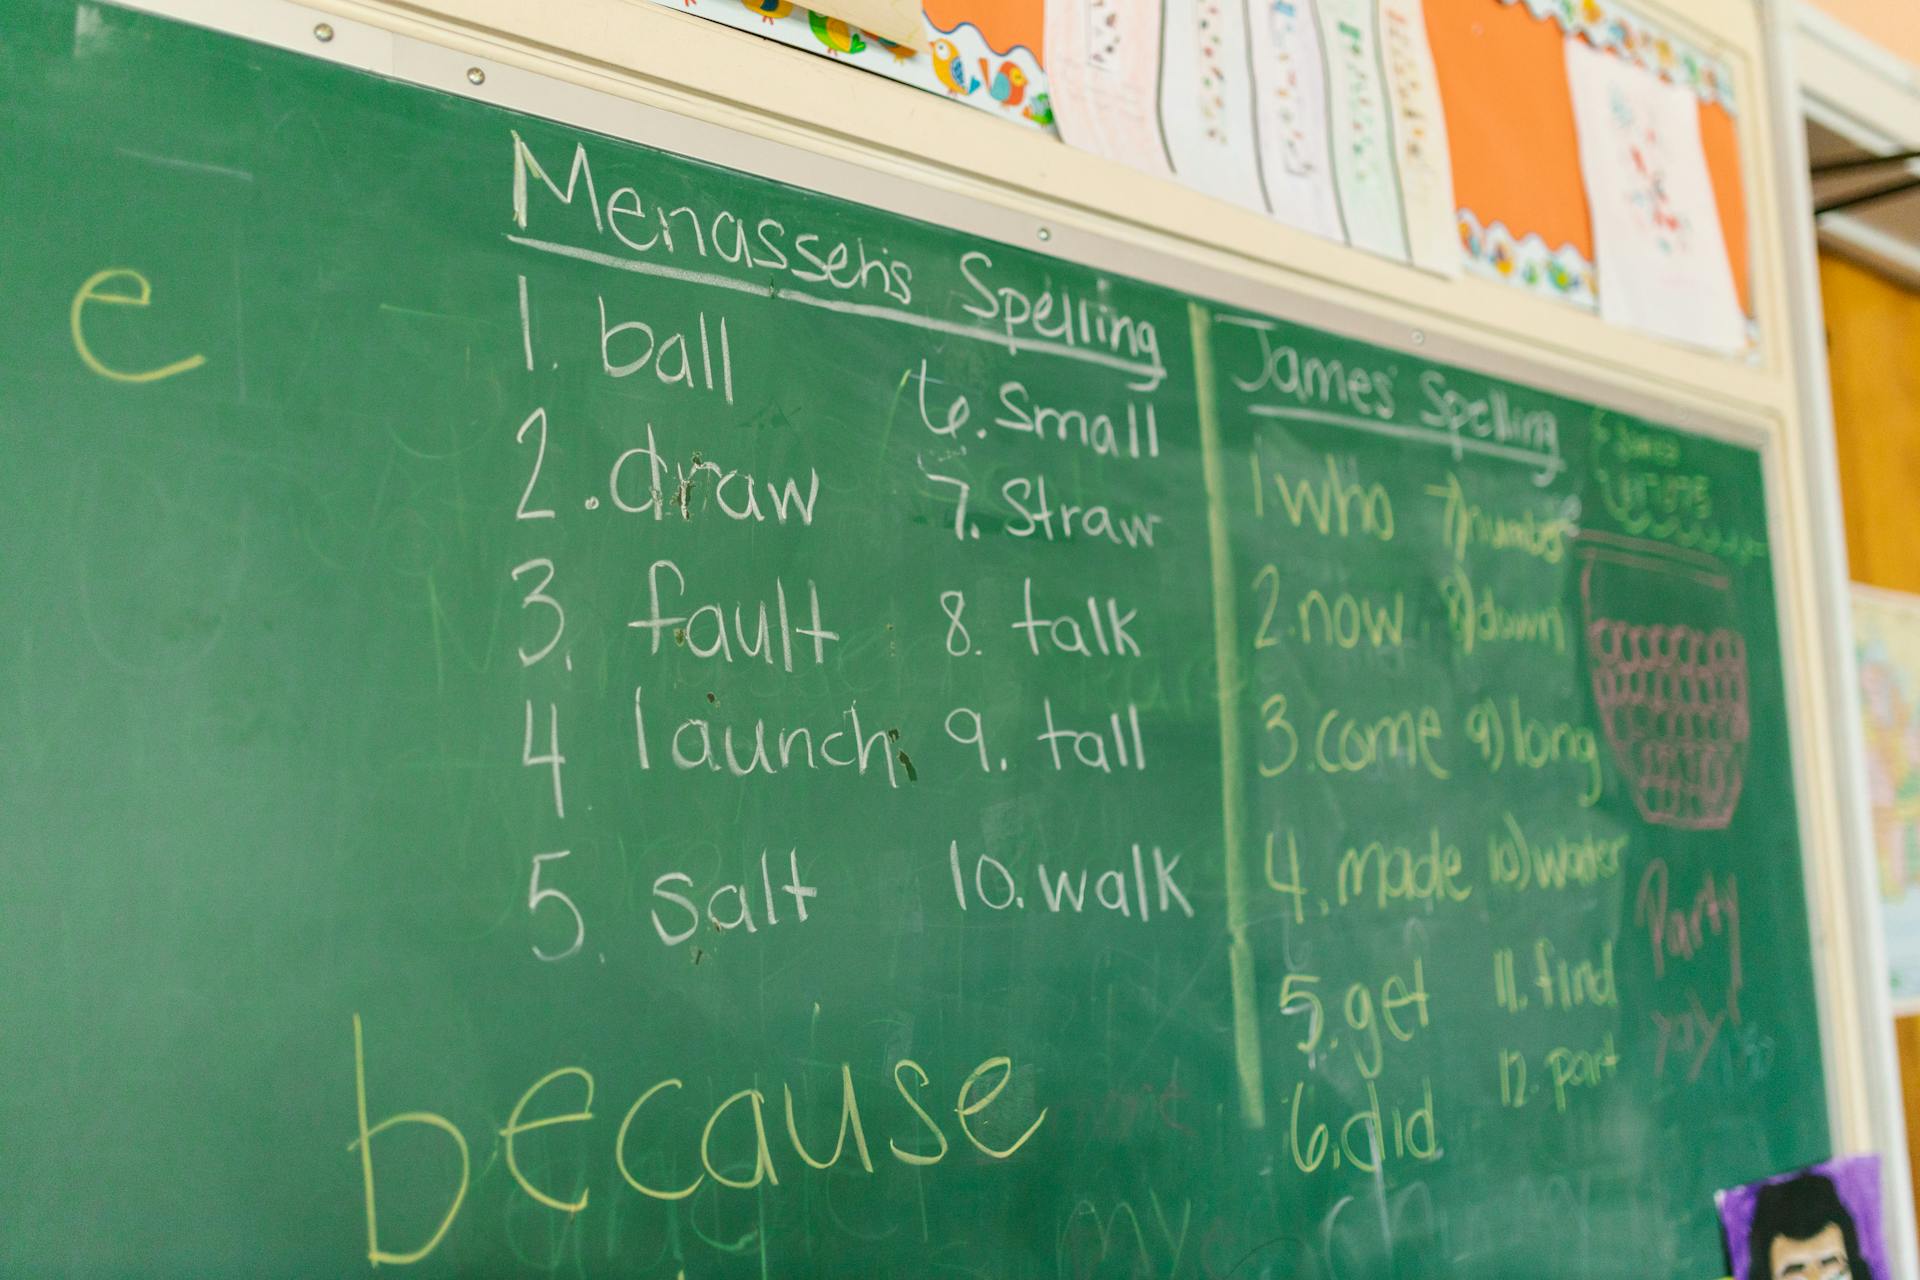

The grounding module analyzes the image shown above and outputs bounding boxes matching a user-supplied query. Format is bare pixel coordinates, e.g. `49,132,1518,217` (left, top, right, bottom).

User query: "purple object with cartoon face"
1716,1155,1885,1280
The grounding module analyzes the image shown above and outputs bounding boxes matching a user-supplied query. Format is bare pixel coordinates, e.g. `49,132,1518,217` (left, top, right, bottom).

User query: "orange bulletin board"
920,0,1042,58
1426,0,1750,318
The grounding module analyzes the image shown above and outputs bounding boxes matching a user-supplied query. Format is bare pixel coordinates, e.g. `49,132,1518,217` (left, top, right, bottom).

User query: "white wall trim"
1772,5,1920,1275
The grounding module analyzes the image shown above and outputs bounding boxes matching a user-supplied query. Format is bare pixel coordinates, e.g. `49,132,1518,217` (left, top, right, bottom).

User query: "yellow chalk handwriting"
700,1088,779,1189
500,1066,594,1213
348,1014,470,1267
70,268,207,383
616,1079,704,1201
783,1066,875,1172
955,1056,1048,1159
887,1059,950,1166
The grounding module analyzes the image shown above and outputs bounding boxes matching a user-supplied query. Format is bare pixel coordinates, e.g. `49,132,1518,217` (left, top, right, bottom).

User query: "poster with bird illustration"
922,0,1053,126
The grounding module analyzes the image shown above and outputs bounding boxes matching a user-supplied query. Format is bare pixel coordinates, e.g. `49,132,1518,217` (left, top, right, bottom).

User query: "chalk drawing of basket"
1579,532,1750,831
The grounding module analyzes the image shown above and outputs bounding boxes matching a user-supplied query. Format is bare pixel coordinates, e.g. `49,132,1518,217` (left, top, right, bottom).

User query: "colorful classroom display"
1,0,1831,1271
655,0,1753,349
1852,585,1920,1006
657,0,1053,129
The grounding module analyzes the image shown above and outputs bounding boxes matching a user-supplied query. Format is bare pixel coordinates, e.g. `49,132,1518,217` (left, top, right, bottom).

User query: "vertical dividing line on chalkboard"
517,274,533,371
1190,302,1266,1131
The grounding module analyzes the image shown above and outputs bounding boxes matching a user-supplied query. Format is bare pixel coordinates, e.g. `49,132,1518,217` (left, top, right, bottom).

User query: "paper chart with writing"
1564,36,1745,354
1160,0,1269,212
1044,0,1175,178
1851,585,1920,1005
1246,0,1347,241
1378,0,1456,275
1318,0,1409,261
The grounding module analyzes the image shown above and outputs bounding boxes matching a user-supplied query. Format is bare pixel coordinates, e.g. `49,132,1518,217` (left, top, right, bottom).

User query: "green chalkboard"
0,2,1825,1275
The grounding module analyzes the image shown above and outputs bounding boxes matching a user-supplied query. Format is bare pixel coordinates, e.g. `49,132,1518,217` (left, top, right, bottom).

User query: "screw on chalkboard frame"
1036,227,1052,242
312,22,333,41
467,67,487,85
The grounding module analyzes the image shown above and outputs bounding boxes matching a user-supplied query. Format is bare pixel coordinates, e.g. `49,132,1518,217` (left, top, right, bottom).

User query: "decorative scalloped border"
644,0,1057,134
1460,208,1761,357
1498,0,1736,112
925,18,1054,129
1457,208,1597,307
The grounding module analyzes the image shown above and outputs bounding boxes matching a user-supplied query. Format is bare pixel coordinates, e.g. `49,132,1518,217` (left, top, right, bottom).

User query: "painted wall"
1807,0,1920,67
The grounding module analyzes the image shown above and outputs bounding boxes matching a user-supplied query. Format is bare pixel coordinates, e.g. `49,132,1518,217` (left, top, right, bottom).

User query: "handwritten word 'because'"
347,1017,1046,1265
